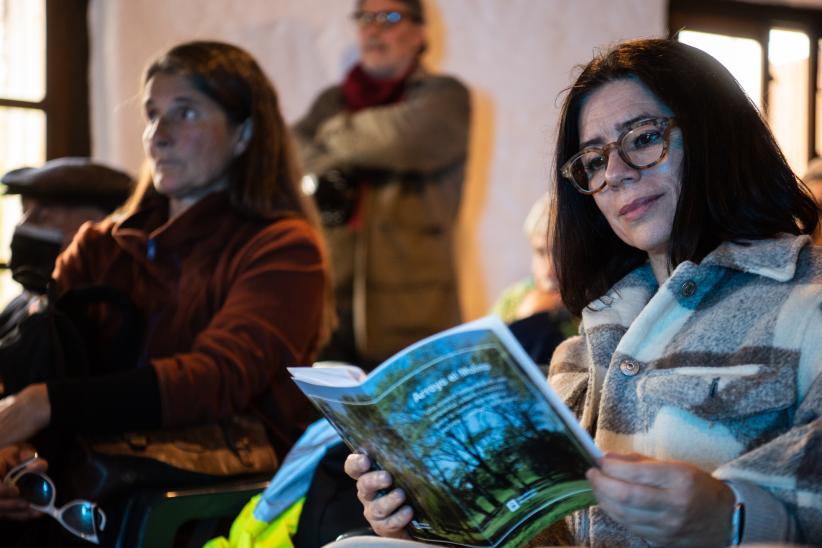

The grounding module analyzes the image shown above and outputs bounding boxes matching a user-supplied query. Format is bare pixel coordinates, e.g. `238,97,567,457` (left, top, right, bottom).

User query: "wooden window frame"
670,0,822,161
0,0,90,160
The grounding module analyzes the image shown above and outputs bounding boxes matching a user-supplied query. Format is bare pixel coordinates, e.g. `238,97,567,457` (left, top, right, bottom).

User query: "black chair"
112,476,270,548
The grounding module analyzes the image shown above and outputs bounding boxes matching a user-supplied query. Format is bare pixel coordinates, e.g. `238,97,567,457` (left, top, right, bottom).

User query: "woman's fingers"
16,445,36,462
343,453,371,480
17,445,47,473
372,504,414,536
345,453,413,539
0,483,35,520
365,487,405,519
0,506,39,520
354,470,414,538
0,386,51,448
588,467,662,509
0,485,25,506
25,457,47,475
588,454,737,547
365,488,413,537
356,470,393,503
0,445,50,522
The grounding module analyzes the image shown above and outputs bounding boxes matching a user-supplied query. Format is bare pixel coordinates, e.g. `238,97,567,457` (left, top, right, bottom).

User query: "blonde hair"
523,192,553,243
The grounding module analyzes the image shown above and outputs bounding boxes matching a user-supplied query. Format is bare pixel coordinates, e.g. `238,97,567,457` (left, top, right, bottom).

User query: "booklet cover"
289,316,601,547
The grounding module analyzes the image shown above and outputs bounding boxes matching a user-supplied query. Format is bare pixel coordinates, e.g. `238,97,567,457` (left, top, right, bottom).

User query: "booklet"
289,316,601,547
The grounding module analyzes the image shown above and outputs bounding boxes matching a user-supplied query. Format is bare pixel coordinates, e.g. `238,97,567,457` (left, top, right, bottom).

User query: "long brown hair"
127,40,335,345
127,41,318,223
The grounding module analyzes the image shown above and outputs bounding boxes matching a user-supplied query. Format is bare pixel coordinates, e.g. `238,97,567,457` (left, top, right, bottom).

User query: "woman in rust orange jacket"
0,42,332,488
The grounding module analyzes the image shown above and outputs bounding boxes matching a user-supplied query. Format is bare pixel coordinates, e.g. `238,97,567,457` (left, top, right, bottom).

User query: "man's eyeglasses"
560,117,677,195
4,455,106,544
351,10,412,27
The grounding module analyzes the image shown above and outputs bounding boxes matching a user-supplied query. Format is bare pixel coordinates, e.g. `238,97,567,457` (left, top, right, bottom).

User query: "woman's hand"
0,384,51,448
586,452,736,547
0,443,47,521
344,453,413,539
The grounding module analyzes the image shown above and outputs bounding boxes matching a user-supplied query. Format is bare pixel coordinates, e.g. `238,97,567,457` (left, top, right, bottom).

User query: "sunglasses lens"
14,473,53,507
61,502,100,536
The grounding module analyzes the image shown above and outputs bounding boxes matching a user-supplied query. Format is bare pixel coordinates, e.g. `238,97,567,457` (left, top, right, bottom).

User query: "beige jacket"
294,67,470,363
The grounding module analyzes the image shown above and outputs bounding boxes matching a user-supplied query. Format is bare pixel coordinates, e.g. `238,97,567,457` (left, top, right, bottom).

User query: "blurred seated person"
0,41,330,547
802,156,822,244
0,157,133,284
0,158,133,345
491,193,576,366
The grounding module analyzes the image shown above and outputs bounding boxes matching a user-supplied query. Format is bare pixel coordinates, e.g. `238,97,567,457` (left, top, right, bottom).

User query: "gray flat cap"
1,157,134,212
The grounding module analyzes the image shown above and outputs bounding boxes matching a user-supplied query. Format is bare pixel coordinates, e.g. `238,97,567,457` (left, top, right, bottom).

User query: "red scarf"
342,62,416,111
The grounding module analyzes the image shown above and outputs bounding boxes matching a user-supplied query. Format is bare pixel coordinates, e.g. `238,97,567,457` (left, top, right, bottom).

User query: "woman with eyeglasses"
0,41,332,546
341,39,822,547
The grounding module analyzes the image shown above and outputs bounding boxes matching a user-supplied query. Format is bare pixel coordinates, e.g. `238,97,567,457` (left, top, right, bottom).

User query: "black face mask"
8,224,64,292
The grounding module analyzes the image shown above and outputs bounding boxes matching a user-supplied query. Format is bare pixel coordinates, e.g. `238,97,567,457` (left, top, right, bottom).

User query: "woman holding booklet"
341,38,822,547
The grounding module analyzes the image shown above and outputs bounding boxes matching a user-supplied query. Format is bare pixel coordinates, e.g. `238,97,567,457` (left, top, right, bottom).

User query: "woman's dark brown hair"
553,38,819,316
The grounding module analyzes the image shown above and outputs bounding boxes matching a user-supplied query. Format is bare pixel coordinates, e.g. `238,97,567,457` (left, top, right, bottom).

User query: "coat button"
681,280,697,297
619,359,640,376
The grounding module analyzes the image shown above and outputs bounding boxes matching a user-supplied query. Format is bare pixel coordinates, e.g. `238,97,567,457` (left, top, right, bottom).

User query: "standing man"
294,0,471,368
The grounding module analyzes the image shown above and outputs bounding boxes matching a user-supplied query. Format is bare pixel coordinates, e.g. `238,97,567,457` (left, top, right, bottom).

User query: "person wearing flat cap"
1,157,133,284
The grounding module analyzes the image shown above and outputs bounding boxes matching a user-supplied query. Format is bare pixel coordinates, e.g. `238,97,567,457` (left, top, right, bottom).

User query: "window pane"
679,30,763,109
0,0,45,102
0,193,20,268
768,28,809,176
0,107,45,171
0,106,45,306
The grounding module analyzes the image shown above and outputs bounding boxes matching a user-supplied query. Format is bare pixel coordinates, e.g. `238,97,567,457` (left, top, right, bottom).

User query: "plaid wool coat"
550,234,822,546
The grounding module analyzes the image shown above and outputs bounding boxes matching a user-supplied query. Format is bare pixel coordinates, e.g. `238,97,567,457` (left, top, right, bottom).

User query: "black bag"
0,277,277,506
0,278,143,397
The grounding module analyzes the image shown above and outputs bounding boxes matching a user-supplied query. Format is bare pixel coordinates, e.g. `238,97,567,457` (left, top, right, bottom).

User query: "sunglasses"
4,455,106,544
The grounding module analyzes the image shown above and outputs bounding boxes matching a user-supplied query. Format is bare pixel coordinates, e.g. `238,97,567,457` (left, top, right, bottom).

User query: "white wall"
88,0,666,319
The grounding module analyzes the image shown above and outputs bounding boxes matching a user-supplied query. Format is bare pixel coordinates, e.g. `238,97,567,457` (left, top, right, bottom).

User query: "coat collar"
699,234,811,282
111,190,238,270
612,234,811,293
583,234,811,325
114,190,233,243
